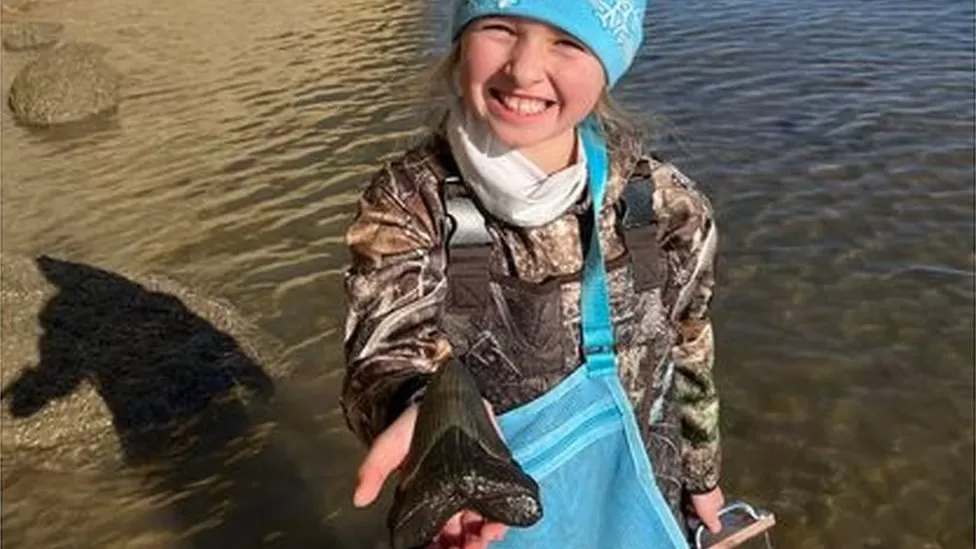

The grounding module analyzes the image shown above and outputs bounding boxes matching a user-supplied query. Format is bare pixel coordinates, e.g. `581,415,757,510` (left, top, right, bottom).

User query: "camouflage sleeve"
340,164,452,446
655,163,722,494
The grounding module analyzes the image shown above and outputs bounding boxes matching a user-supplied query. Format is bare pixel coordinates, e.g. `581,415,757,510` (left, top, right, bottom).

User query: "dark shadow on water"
0,256,342,548
16,109,124,148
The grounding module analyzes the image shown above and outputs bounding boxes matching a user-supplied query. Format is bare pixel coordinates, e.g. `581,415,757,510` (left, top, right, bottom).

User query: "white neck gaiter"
445,107,587,228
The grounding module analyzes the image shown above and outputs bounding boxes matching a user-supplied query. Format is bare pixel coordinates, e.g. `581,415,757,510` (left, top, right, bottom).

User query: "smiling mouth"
489,89,556,116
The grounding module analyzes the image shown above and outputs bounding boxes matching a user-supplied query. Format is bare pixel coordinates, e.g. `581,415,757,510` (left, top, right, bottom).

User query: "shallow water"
2,0,973,547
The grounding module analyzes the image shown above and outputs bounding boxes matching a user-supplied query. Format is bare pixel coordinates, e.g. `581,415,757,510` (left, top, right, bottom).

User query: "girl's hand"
690,485,726,534
353,401,509,549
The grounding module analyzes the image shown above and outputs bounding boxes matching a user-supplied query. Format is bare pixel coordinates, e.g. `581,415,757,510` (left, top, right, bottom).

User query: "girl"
342,1,724,547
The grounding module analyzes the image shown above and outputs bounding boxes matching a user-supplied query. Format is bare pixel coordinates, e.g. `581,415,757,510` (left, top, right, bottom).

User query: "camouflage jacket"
341,132,721,494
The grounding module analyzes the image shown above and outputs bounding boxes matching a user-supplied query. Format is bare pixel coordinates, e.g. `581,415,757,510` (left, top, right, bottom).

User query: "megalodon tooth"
387,358,543,549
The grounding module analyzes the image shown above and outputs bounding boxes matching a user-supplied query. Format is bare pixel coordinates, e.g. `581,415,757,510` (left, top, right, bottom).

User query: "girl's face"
457,16,606,166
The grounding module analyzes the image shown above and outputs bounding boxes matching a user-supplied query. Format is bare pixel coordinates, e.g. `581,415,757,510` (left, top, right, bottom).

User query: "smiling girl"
342,2,724,548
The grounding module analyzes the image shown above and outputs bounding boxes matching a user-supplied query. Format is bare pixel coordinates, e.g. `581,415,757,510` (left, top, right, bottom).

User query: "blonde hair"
416,42,647,154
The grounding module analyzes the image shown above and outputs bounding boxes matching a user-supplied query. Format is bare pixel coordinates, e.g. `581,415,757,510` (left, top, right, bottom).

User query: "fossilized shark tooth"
387,359,542,549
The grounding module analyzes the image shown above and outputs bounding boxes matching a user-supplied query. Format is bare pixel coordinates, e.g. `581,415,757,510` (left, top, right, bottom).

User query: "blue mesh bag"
492,124,690,549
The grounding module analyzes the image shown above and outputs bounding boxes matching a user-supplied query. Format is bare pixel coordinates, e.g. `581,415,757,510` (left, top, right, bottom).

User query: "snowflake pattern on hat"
589,0,641,59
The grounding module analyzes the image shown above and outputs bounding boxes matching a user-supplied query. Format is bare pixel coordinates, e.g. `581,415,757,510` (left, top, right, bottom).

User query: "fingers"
431,511,507,549
701,512,722,534
460,510,481,531
481,522,507,542
460,519,508,549
353,406,418,508
690,486,726,534
443,513,463,538
460,511,484,549
431,512,463,549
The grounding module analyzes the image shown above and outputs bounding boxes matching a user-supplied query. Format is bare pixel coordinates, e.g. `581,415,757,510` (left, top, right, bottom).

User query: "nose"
505,37,546,87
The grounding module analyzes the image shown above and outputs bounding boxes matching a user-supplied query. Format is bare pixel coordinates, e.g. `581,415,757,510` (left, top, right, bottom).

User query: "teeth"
500,93,548,115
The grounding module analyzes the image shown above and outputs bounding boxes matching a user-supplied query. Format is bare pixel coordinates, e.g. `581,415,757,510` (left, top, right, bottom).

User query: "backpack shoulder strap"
443,175,493,248
618,157,658,230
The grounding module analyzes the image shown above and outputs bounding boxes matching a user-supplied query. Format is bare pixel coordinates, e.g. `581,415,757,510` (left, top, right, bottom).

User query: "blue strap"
579,125,616,378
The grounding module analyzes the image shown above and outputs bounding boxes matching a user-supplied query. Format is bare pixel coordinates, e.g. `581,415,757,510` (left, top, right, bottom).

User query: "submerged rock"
2,21,63,51
0,254,293,471
8,41,121,126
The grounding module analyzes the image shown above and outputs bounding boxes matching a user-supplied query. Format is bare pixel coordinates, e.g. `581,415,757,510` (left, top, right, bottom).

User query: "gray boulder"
2,21,63,51
0,254,294,471
8,41,121,126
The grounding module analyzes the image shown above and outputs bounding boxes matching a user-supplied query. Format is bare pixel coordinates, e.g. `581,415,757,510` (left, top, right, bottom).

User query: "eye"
475,20,516,35
555,37,586,51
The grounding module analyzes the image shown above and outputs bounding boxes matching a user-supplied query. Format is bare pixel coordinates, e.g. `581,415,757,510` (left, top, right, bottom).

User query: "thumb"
690,488,725,534
702,510,722,534
353,405,418,508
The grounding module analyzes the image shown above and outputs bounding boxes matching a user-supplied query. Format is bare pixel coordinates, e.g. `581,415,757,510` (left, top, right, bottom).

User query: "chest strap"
443,172,655,249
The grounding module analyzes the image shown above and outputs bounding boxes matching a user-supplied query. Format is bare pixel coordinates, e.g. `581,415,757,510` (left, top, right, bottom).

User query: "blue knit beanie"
451,0,647,87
